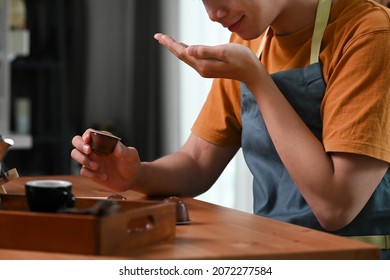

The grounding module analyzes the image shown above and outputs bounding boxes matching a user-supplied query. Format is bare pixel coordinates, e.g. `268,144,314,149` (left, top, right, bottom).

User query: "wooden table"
0,175,380,260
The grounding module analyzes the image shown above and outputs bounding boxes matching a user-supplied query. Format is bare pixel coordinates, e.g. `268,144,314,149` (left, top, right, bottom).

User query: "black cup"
25,180,76,213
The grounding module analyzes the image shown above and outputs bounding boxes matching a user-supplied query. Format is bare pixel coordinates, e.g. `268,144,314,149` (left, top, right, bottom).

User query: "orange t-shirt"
192,0,390,163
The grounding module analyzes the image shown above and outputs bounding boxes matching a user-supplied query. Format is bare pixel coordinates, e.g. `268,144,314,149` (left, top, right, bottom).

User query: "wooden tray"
0,194,176,256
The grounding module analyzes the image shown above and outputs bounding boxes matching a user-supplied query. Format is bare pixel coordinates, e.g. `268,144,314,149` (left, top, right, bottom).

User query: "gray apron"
241,0,390,236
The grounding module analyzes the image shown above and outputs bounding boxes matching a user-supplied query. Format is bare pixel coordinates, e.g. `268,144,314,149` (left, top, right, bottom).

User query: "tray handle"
127,215,155,234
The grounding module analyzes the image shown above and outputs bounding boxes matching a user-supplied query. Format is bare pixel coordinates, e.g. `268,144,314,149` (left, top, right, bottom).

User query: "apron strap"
311,0,332,64
256,26,270,58
256,0,332,64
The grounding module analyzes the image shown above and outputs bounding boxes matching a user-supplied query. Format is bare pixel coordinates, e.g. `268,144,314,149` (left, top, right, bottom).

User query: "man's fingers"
155,33,189,57
80,166,107,181
187,45,227,61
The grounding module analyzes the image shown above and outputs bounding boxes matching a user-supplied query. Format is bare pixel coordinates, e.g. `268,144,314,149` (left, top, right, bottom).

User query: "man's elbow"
313,205,356,232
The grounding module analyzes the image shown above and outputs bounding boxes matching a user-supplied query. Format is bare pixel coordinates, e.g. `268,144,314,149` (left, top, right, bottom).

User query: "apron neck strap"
256,26,270,58
256,0,333,64
310,0,332,64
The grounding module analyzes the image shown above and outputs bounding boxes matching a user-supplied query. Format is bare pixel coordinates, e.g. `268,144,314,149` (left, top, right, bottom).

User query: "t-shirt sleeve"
191,77,242,147
322,31,390,163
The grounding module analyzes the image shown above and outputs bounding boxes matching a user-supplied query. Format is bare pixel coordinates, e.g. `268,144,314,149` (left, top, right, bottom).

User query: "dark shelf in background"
12,57,63,70
6,0,71,176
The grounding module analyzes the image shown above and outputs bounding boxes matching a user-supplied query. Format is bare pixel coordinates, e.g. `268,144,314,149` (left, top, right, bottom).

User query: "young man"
72,0,390,257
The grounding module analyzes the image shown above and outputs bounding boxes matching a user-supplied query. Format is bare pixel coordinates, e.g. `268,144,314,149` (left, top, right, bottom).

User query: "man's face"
201,0,272,40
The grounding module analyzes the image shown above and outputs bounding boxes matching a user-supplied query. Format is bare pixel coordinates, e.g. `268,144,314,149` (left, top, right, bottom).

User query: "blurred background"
1,0,253,212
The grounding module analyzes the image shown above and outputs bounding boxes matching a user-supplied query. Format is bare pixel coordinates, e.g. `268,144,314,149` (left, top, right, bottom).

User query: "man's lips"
227,16,244,32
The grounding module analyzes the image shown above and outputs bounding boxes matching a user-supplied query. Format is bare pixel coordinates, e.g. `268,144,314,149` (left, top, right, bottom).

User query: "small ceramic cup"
164,196,191,225
25,180,76,213
90,130,121,156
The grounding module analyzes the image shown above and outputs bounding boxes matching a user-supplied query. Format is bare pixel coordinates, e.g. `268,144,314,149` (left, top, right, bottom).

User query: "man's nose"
207,7,228,22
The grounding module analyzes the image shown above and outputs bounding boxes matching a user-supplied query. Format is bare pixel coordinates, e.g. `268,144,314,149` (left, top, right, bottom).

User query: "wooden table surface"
0,175,380,260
